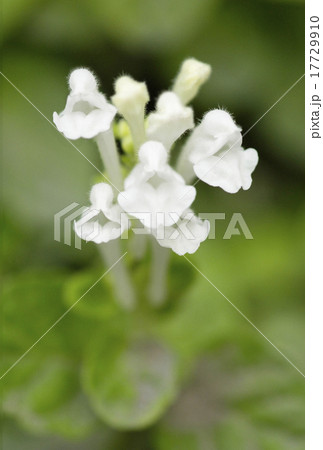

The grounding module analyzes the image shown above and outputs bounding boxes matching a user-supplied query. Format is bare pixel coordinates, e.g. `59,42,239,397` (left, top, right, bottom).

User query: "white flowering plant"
53,59,258,311
19,59,259,431
1,0,305,442
1,59,264,439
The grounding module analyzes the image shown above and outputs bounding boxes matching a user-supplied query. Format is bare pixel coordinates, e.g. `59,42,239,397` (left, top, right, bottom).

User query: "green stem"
99,240,136,310
175,142,196,184
96,129,124,194
130,233,148,261
127,114,146,154
147,239,170,307
96,128,136,310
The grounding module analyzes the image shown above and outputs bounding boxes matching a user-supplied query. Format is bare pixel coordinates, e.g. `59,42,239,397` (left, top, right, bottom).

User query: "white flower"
112,76,149,149
53,68,116,140
184,109,258,193
193,145,259,194
146,92,194,150
154,211,210,256
173,58,211,105
188,110,242,164
118,141,196,229
112,76,149,119
124,141,183,189
118,182,196,229
75,183,128,244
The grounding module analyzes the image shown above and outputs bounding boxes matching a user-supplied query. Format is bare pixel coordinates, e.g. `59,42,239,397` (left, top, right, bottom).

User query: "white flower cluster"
53,60,258,256
53,69,117,139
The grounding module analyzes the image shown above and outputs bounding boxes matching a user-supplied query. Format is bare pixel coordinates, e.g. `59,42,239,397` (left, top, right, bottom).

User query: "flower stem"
95,129,136,310
130,233,148,261
147,239,170,307
175,143,196,184
128,117,146,154
99,240,136,310
96,129,124,194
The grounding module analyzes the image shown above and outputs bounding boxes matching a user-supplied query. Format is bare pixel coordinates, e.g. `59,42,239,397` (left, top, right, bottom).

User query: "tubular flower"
111,76,149,149
172,58,212,105
74,183,128,244
118,141,196,230
154,211,210,256
123,141,184,189
55,58,259,256
53,68,116,140
146,92,194,151
183,109,259,193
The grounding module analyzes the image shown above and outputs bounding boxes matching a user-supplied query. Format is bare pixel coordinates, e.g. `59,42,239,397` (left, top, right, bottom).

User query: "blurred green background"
1,0,304,449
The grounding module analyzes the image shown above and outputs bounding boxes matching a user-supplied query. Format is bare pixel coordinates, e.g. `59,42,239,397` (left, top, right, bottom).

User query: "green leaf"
153,351,304,450
1,271,92,357
2,271,70,353
2,418,114,450
63,269,119,320
2,356,97,439
1,271,101,438
157,277,241,362
83,327,180,430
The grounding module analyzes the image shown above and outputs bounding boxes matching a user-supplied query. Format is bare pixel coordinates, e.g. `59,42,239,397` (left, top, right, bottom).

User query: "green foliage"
1,272,98,438
0,259,199,435
83,330,179,429
1,0,304,447
0,228,304,447
2,356,97,439
63,269,118,320
153,354,304,450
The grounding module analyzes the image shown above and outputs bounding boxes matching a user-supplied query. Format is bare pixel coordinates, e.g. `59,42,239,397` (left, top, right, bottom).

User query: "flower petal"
69,68,98,94
118,182,196,229
193,146,258,193
239,148,259,190
186,109,242,164
146,92,194,150
202,109,241,137
157,183,196,226
74,218,122,244
124,164,151,189
53,79,116,140
90,183,114,211
172,58,211,105
124,141,185,189
53,111,84,140
118,183,156,218
138,141,168,171
82,108,116,138
155,215,210,255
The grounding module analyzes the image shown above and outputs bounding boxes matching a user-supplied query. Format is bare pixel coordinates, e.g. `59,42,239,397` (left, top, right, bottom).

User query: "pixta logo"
54,203,99,250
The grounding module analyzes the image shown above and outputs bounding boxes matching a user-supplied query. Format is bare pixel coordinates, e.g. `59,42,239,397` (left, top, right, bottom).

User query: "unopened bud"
69,68,98,94
112,76,149,150
173,58,211,105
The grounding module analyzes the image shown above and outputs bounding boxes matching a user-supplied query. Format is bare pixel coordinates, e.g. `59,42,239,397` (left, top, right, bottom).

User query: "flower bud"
112,76,149,149
146,91,194,150
112,76,149,119
173,58,211,105
69,68,98,94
